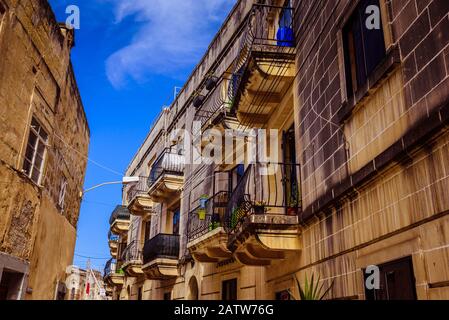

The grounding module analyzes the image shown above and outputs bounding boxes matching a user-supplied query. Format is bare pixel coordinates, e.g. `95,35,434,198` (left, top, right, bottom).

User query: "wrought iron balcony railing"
223,162,301,233
108,230,119,242
187,191,230,242
142,234,180,264
104,258,122,277
192,77,234,137
147,148,185,189
121,240,143,263
126,176,150,203
228,3,296,114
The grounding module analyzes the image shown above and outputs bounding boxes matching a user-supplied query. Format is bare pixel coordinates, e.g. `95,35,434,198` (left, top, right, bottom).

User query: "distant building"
65,266,106,300
0,0,89,300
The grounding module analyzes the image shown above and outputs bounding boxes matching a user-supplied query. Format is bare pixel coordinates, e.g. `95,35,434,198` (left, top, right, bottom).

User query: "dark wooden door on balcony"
144,220,151,241
229,164,245,193
173,207,180,235
364,256,417,300
283,126,300,213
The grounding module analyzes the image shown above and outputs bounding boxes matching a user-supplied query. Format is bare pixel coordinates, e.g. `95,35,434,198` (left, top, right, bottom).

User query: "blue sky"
48,0,235,271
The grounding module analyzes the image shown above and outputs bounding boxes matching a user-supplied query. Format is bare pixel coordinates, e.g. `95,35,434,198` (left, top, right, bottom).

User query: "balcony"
223,163,302,266
187,192,232,263
127,176,154,218
147,148,185,202
108,231,119,258
192,79,240,144
228,4,296,127
109,205,130,235
104,258,124,287
121,240,144,277
142,234,180,280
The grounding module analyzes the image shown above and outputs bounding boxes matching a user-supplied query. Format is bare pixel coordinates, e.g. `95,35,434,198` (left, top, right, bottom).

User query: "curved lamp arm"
79,176,139,198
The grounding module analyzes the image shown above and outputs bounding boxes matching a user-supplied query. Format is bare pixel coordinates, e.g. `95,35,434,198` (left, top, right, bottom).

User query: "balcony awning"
109,205,130,225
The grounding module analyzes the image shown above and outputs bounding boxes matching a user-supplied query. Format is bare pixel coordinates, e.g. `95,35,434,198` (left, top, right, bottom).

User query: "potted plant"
287,198,298,216
208,221,221,231
199,194,209,208
254,201,267,215
197,208,206,220
205,76,218,91
193,94,205,108
231,207,242,229
288,273,334,300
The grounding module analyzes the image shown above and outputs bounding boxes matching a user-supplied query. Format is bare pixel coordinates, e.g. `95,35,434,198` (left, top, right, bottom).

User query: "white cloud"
106,0,235,88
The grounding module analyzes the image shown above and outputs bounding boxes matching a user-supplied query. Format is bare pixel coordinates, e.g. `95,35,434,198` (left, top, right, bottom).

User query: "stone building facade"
105,0,449,300
0,0,90,300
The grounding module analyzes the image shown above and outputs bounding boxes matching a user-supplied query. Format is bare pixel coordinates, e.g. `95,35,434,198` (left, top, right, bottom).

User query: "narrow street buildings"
105,0,449,300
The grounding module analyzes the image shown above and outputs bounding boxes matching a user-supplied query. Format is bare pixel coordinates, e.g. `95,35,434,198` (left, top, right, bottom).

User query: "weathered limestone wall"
0,0,89,299
291,0,449,299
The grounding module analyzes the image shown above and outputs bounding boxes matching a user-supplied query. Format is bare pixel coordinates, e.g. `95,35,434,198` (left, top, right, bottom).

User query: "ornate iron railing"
228,3,296,112
193,78,233,138
187,191,230,242
143,234,180,264
126,176,150,204
104,258,123,277
108,230,119,242
121,240,143,263
224,163,301,233
147,148,185,189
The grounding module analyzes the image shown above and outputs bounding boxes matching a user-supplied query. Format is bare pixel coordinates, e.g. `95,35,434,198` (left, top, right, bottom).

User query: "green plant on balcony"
231,206,245,229
197,208,206,220
208,221,221,231
253,201,268,215
287,198,298,216
288,274,334,300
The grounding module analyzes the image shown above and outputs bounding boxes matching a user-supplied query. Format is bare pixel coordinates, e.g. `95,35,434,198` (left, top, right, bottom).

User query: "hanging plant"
193,95,205,108
205,76,218,91
199,194,209,209
197,208,206,220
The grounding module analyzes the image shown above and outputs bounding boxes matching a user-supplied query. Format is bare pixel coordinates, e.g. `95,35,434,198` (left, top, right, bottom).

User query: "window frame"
221,278,238,301
58,177,68,211
22,117,49,186
342,0,387,98
337,0,393,105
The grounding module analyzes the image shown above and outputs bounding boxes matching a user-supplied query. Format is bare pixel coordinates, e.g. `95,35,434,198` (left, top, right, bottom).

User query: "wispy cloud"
105,0,235,88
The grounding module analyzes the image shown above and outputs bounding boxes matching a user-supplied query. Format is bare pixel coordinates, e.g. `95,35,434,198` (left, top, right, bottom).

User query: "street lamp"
79,176,140,198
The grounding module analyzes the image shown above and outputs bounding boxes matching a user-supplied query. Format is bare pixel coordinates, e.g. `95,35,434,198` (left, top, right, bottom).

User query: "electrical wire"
52,132,123,177
74,253,111,260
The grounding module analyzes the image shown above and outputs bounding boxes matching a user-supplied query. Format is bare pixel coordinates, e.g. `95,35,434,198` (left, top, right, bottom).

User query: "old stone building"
0,0,89,300
65,265,106,300
105,0,449,300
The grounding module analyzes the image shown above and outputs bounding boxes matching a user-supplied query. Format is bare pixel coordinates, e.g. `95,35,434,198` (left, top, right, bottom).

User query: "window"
364,256,417,300
23,117,48,185
222,279,237,301
137,287,143,301
58,177,68,211
172,208,180,235
163,292,171,300
144,220,152,241
230,164,245,192
343,0,386,97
